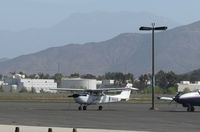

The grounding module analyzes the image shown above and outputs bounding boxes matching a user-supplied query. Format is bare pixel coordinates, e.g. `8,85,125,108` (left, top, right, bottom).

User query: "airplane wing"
128,87,139,90
51,87,138,92
95,88,137,91
50,88,88,92
157,96,173,101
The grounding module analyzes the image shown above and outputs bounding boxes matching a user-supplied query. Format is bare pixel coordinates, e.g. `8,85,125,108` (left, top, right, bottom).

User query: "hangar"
61,78,97,89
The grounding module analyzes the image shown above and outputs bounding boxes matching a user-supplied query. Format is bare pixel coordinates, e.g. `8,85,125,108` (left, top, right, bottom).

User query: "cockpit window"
193,89,200,92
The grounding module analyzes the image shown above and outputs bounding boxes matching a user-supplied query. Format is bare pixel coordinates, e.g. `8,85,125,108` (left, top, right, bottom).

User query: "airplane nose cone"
68,94,80,98
174,92,181,102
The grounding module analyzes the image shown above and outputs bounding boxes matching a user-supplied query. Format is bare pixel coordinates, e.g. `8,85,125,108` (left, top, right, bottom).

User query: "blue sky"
0,0,200,31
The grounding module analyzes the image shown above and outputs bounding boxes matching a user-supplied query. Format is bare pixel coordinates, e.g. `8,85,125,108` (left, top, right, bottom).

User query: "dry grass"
0,93,173,103
0,93,74,102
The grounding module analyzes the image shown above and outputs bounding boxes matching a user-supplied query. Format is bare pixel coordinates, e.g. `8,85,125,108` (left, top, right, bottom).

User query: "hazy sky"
0,0,200,31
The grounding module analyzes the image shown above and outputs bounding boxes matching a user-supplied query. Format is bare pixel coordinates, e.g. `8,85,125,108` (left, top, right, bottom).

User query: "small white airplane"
51,83,138,110
158,89,200,112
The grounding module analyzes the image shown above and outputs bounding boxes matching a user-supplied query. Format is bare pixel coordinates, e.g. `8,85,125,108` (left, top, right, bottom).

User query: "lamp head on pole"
139,23,167,31
139,27,153,31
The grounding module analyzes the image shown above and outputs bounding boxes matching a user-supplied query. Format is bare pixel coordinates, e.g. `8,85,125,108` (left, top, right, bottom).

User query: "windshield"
192,89,200,92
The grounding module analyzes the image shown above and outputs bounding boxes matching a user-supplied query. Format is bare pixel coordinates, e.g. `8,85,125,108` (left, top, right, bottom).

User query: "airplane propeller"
169,92,181,105
68,93,87,98
68,94,80,98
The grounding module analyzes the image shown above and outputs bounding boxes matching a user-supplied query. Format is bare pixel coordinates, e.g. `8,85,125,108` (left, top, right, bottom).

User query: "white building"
177,81,200,92
0,81,4,86
102,80,114,86
18,79,57,93
3,75,57,93
61,78,96,89
96,80,102,85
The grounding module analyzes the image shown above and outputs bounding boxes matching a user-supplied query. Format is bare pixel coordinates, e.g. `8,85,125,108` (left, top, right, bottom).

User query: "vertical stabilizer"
110,83,134,101
111,90,131,101
119,90,131,100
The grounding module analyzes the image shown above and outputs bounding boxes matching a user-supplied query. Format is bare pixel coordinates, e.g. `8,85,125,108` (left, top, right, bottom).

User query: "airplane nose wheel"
78,106,82,111
98,106,103,110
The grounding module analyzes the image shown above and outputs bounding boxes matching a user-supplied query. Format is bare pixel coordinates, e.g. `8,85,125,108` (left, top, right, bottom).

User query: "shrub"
10,87,16,93
0,86,4,92
19,87,28,93
31,87,36,93
40,89,45,93
141,87,152,94
183,88,190,93
167,87,176,94
155,86,165,94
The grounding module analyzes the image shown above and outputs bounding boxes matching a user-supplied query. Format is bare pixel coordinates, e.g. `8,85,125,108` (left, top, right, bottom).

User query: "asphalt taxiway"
0,102,199,132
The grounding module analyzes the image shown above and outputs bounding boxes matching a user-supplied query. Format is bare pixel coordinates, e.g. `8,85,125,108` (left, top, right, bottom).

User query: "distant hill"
0,58,9,63
0,20,200,76
0,12,179,58
178,69,200,82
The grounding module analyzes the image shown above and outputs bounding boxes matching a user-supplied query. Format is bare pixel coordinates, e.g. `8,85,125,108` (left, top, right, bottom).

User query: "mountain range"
0,20,200,76
0,12,179,58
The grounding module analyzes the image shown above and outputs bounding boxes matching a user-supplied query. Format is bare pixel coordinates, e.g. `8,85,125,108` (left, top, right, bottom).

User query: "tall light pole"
139,23,167,110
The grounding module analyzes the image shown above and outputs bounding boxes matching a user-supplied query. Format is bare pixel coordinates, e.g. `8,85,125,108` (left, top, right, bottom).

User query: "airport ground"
0,93,169,103
0,102,199,132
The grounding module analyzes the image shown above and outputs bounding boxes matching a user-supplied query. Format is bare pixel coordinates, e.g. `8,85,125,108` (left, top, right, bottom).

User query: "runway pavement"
0,102,199,132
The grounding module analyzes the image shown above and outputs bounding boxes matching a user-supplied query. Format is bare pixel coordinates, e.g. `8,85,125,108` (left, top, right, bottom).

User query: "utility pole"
139,23,167,110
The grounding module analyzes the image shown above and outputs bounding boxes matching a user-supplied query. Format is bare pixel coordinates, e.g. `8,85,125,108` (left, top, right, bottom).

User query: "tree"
37,72,50,79
0,74,2,79
18,71,26,75
52,73,63,88
81,74,96,79
178,74,190,82
166,71,178,88
124,73,135,83
137,74,150,90
97,75,105,80
28,74,37,79
38,72,45,79
156,70,168,90
44,74,50,79
190,70,200,82
104,72,113,80
70,73,80,78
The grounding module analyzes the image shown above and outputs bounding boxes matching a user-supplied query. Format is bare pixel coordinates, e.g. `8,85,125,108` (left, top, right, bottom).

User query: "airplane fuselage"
74,93,128,105
158,91,200,112
178,91,200,106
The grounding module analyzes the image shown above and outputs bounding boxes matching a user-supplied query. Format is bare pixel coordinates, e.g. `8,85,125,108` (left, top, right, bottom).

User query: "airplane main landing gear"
98,106,103,111
187,104,195,112
79,105,103,111
78,105,87,110
83,106,87,110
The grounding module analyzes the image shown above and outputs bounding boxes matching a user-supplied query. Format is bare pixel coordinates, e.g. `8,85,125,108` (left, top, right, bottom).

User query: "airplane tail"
110,83,137,101
118,83,139,100
125,83,139,90
114,83,133,101
118,90,131,101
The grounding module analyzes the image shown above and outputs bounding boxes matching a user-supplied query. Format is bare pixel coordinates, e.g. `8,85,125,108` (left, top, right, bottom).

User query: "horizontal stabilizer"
130,87,139,90
157,96,173,101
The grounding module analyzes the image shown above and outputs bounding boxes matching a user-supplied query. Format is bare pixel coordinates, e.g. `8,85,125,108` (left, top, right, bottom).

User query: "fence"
15,127,77,132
